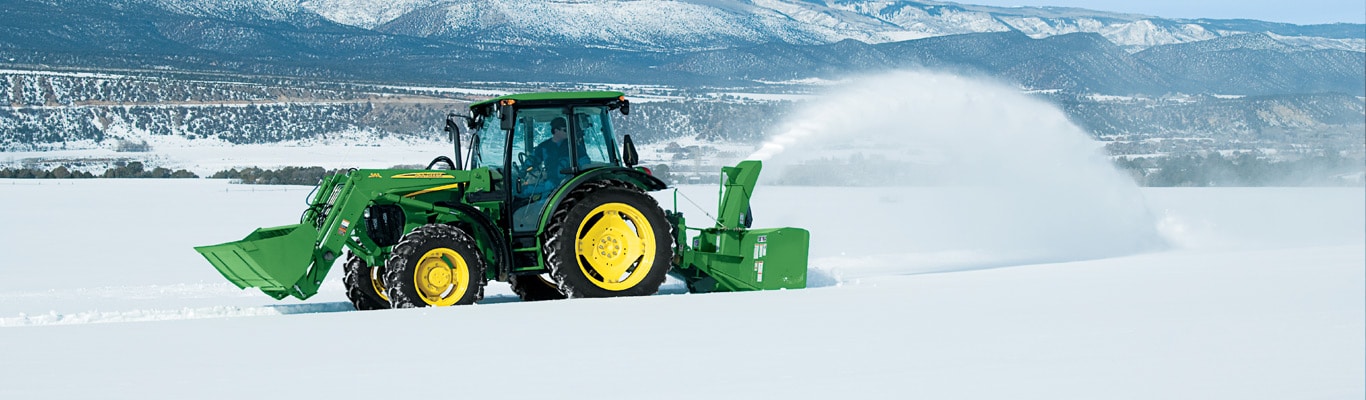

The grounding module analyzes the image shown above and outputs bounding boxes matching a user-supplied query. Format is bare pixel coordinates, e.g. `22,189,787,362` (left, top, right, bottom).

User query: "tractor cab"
464,91,650,233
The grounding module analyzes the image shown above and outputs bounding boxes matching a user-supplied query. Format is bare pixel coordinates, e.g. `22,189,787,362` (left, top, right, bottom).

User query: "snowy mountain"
0,0,1360,91
133,0,324,26
299,0,1365,52
1136,33,1366,95
0,0,1361,156
649,30,1364,95
35,0,1359,54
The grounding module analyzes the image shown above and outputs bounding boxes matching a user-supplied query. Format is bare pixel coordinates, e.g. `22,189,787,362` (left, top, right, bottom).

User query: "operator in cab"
529,117,572,185
524,117,589,197
514,116,586,231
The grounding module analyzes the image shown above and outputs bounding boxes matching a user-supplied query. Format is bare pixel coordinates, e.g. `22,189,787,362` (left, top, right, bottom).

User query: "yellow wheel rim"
575,202,655,291
369,267,389,302
413,248,471,306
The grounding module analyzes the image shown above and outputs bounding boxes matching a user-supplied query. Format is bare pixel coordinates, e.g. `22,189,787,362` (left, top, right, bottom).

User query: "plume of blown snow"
750,70,1166,264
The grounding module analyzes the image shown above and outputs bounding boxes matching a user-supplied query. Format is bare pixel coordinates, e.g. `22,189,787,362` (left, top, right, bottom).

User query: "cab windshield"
471,105,619,174
487,104,621,232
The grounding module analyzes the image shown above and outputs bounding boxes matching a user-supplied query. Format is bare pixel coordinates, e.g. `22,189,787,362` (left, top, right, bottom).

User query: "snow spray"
751,70,1167,268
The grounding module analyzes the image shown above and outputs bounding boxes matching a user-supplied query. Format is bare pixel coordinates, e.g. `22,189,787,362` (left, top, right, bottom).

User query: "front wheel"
342,253,390,310
384,224,486,308
545,185,672,298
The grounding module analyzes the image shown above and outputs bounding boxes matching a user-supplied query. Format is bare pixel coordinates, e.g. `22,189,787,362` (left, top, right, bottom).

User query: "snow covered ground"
0,130,456,176
0,178,1360,399
0,70,1360,398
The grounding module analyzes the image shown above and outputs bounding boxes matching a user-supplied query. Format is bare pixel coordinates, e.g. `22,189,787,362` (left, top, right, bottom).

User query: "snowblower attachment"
194,223,320,300
669,160,810,293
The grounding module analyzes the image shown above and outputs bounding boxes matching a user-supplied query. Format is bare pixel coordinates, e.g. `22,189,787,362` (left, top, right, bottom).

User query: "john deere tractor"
196,91,809,309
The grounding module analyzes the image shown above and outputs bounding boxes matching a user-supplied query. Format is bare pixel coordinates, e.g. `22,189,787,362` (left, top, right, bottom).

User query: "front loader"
195,91,808,309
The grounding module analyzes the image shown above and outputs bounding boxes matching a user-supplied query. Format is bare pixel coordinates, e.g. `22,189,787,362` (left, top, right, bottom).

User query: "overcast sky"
962,0,1366,25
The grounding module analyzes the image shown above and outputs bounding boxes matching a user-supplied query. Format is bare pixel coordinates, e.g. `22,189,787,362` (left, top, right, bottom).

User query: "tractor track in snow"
0,275,808,327
0,303,355,327
0,278,695,327
0,283,358,327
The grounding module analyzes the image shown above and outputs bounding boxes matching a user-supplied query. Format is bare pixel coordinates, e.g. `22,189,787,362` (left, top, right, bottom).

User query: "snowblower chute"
194,91,809,308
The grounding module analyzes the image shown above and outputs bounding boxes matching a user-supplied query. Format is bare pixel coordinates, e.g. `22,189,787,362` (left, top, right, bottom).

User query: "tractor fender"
584,167,667,192
536,167,666,234
444,202,511,281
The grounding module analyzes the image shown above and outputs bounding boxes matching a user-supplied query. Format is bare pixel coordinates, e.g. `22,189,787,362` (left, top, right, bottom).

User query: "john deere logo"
392,172,454,179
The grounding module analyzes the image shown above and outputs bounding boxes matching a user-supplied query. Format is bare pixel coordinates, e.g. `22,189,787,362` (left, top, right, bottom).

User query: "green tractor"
195,91,809,309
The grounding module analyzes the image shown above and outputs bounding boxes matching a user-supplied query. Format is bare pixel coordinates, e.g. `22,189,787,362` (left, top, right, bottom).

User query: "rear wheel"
509,274,566,301
342,253,390,310
546,185,672,298
384,224,486,308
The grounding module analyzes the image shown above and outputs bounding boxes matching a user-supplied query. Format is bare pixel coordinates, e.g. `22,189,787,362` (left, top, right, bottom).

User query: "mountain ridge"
294,0,1365,52
0,1,1361,96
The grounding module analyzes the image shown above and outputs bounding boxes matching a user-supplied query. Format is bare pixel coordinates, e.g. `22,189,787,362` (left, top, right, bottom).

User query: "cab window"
573,106,618,168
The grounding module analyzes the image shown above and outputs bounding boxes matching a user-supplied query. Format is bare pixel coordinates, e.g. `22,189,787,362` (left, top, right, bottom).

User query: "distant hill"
0,0,1360,164
1136,33,1366,95
302,0,1365,51
1,70,1360,159
0,0,1359,95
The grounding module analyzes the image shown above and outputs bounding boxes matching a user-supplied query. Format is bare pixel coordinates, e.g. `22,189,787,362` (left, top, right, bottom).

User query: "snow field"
0,178,1361,399
1,68,1361,398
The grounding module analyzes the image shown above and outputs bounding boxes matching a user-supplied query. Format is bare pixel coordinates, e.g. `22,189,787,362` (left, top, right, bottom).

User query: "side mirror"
500,105,516,131
622,134,639,167
619,99,630,115
444,114,462,140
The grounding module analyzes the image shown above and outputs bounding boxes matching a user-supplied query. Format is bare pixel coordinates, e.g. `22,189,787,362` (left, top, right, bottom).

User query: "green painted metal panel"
742,227,809,290
194,223,318,299
678,227,809,292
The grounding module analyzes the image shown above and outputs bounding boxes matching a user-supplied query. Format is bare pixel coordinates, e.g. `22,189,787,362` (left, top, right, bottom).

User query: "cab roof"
468,91,626,110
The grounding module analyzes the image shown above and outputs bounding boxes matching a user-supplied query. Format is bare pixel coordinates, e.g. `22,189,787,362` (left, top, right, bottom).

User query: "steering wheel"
426,156,456,170
514,152,536,192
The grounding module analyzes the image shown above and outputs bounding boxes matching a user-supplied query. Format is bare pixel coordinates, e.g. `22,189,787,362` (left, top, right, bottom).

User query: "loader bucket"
194,223,319,299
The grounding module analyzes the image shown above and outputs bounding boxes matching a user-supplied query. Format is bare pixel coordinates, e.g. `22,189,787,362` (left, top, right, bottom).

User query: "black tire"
545,184,672,298
509,274,567,301
384,224,486,308
342,253,390,310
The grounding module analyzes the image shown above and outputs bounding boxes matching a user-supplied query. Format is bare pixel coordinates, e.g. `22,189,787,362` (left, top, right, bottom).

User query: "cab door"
570,106,620,169
509,107,571,233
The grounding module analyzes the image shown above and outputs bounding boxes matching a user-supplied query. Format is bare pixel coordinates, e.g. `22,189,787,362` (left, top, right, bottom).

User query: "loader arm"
195,168,496,300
